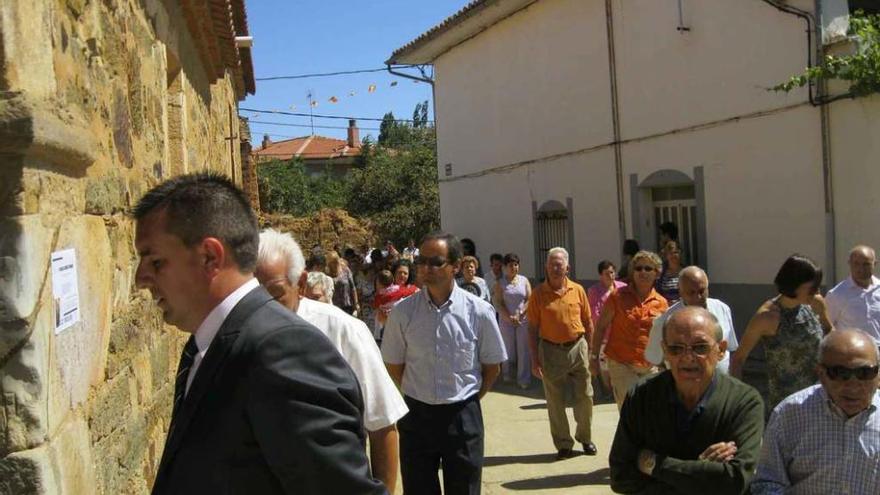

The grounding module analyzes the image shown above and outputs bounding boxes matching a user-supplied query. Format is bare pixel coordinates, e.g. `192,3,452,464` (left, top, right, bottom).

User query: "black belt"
541,334,584,347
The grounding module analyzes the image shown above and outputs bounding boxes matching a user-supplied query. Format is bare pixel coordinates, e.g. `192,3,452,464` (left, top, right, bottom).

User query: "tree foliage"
257,102,440,246
257,159,348,216
773,11,880,97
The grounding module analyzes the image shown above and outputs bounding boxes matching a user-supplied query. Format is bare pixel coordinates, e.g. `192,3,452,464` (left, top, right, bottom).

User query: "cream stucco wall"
829,94,880,279
431,0,877,296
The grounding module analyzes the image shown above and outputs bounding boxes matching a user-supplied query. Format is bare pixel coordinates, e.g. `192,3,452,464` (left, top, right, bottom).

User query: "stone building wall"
0,0,253,493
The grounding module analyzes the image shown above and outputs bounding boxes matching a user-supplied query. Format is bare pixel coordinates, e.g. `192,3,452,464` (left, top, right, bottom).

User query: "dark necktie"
171,336,198,424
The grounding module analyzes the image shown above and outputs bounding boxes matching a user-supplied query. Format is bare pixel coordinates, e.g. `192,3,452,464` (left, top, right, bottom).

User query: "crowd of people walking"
136,173,879,495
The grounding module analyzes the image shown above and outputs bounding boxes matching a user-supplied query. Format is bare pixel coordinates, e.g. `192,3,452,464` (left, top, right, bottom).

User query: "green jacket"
609,371,764,495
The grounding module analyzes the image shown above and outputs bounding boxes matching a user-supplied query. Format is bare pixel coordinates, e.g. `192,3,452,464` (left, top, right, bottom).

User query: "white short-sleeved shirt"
644,298,739,373
825,276,880,344
297,297,408,431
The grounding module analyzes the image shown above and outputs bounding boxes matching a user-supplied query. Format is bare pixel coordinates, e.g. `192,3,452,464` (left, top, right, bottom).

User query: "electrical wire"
256,65,420,81
241,107,433,124
248,120,382,131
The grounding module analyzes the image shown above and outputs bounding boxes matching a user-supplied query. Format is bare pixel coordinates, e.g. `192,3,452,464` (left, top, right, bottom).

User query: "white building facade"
389,0,880,329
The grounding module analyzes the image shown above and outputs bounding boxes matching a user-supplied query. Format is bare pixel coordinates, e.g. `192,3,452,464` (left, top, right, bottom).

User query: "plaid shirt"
752,384,880,495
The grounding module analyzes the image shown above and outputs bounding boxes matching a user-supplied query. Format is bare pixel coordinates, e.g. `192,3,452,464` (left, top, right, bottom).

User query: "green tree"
773,11,880,97
257,159,348,216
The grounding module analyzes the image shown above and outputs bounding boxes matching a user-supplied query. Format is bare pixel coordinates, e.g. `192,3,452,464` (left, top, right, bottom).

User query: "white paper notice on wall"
51,248,80,334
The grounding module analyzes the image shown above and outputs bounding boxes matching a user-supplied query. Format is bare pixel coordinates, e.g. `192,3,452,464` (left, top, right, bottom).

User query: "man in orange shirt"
527,247,597,459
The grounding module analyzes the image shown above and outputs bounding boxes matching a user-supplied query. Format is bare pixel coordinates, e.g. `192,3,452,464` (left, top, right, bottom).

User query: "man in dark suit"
134,172,385,494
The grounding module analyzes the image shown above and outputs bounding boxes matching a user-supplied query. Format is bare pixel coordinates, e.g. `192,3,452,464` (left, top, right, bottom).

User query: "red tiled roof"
252,135,361,161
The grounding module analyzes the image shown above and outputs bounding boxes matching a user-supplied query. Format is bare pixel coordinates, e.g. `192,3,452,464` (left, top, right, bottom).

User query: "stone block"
0,216,52,330
47,216,112,433
0,444,58,495
84,176,126,215
94,412,149,494
45,416,95,494
0,308,49,456
87,371,134,443
0,93,97,172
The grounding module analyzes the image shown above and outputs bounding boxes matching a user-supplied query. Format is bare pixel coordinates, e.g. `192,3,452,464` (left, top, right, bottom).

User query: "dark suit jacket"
151,286,387,495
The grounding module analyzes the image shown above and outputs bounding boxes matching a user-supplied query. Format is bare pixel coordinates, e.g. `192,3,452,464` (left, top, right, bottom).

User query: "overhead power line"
241,107,434,124
256,65,420,81
248,120,382,131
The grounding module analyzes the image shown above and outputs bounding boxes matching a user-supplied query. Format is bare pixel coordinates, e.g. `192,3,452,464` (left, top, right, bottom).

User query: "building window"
534,200,571,280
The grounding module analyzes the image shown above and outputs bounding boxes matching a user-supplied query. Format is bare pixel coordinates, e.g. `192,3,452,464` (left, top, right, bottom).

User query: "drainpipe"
759,0,836,281
605,0,627,248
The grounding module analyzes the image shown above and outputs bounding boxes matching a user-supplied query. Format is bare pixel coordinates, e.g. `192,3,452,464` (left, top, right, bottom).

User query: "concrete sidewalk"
480,381,618,494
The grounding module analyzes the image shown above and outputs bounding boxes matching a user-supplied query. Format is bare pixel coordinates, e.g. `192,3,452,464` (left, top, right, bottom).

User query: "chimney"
261,134,271,149
347,120,359,148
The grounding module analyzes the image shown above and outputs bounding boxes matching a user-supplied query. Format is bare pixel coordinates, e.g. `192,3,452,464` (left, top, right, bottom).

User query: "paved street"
386,381,619,494
480,381,618,494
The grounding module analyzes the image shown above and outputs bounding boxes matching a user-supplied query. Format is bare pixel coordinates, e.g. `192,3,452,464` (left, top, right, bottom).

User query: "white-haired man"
255,229,408,493
644,266,739,373
826,245,880,349
527,247,597,459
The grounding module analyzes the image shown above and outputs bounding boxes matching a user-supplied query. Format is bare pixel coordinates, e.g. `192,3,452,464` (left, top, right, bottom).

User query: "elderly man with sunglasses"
610,306,765,495
751,329,880,495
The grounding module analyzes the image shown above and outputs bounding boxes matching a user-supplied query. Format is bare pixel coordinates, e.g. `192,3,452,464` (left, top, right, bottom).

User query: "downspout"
759,0,835,281
605,0,627,248
387,63,441,230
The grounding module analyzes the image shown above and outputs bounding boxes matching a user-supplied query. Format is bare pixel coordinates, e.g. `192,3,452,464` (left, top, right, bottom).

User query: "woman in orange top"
591,250,668,409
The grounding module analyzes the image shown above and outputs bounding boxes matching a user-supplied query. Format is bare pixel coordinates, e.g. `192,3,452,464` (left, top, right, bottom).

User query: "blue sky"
243,0,470,142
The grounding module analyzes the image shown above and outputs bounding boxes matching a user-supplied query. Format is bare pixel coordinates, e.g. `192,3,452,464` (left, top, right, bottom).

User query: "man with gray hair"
255,229,408,493
526,247,597,459
610,306,764,494
825,245,880,348
644,266,739,373
751,329,880,494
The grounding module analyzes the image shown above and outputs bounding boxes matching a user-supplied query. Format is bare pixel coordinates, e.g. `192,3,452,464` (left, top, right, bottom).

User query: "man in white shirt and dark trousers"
383,232,507,495
255,229,408,494
826,245,880,352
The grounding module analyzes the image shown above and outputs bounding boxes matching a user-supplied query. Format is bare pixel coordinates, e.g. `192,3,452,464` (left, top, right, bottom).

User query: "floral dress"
763,300,824,411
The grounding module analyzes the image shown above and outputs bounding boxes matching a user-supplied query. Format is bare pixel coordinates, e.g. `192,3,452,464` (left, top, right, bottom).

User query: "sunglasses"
822,364,880,381
633,265,656,272
414,255,449,268
664,342,715,357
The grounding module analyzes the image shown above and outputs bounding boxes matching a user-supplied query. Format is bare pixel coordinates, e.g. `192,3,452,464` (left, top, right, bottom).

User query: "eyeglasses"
414,255,449,268
664,342,716,357
633,265,656,272
822,364,880,381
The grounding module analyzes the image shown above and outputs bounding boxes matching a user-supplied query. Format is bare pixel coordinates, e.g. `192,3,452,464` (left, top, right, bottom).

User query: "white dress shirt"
186,277,260,395
298,297,409,431
644,298,739,373
825,275,880,344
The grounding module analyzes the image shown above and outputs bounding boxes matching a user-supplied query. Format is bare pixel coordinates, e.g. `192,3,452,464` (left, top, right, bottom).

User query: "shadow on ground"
494,380,616,407
500,467,611,490
483,453,557,467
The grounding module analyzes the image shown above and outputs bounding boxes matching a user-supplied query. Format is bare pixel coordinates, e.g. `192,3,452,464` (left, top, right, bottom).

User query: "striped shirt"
752,384,880,495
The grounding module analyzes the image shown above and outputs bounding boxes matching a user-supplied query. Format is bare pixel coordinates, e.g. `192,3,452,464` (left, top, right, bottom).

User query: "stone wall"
0,0,249,493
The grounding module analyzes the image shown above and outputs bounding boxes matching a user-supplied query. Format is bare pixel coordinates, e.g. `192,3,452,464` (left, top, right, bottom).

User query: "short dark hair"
461,238,476,256
623,239,640,257
597,260,616,274
503,253,520,266
391,259,415,285
490,253,504,263
133,172,258,271
659,222,678,241
420,231,463,263
306,254,326,271
774,254,823,298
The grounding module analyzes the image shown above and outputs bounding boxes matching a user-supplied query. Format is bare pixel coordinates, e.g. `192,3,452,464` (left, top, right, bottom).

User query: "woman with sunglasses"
730,254,834,413
592,250,669,409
